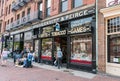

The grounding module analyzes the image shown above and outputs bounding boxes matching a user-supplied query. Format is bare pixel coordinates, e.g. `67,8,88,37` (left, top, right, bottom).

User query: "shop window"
70,34,92,65
108,34,120,63
73,0,83,8
41,38,52,60
107,17,120,34
61,0,68,12
46,0,51,17
14,34,20,51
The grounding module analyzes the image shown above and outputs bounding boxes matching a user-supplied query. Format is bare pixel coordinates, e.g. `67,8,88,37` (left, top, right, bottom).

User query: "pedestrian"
0,48,10,66
56,47,63,69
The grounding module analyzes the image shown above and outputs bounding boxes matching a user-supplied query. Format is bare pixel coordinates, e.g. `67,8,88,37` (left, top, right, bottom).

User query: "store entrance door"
54,37,67,65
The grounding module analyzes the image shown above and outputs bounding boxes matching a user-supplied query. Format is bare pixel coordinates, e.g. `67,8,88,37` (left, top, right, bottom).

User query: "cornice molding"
100,5,120,17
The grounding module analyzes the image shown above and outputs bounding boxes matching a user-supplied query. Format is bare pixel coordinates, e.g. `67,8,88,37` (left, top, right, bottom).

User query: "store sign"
24,32,32,41
39,33,51,38
32,35,38,39
51,30,66,36
14,34,20,41
68,26,91,34
107,0,120,7
32,7,95,29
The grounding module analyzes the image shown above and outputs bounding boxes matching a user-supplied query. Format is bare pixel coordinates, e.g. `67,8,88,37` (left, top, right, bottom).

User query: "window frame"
46,0,51,17
73,0,83,8
60,0,68,12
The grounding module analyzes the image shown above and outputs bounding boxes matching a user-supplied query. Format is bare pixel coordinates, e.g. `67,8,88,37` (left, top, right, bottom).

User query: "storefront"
36,6,96,71
100,1,120,76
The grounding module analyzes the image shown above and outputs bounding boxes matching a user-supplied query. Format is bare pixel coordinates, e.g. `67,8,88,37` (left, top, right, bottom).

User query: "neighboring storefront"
100,1,120,76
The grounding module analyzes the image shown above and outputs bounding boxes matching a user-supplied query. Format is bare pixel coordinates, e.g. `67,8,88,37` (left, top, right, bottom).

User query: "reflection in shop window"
71,34,92,64
41,38,52,60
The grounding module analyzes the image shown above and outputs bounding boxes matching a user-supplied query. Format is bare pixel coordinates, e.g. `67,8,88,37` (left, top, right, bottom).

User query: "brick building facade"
0,0,109,74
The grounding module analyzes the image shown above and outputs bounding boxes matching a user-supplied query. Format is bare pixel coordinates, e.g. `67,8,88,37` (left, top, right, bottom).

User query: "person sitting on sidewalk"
23,51,33,68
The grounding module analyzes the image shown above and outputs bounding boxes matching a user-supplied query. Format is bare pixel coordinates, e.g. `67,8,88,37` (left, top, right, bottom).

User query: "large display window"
70,34,92,65
14,34,20,51
41,26,53,60
41,38,52,60
24,31,33,52
108,34,120,63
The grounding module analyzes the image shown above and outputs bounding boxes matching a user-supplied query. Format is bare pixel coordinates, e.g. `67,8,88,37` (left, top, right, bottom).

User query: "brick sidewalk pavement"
0,59,119,81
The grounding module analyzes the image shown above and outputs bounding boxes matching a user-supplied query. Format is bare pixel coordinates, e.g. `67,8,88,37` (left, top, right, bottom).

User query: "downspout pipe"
95,0,98,73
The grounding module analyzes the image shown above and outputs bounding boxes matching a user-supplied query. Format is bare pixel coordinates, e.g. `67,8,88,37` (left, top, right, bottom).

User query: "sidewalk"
7,58,120,81
8,58,96,79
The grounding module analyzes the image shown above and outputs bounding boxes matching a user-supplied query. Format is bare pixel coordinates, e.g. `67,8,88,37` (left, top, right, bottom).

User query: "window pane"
61,0,68,12
46,8,51,17
39,3,42,11
47,0,51,8
108,34,120,63
41,38,52,60
74,0,83,8
71,34,92,65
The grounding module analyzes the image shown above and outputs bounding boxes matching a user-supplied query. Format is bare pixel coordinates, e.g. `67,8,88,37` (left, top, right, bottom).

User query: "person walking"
1,48,10,66
56,47,63,69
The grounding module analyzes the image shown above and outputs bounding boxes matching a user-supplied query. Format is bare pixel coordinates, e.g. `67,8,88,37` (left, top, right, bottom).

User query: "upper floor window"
6,7,8,15
8,4,11,14
61,0,68,12
17,14,20,19
46,0,51,17
8,20,9,24
22,11,25,17
73,0,83,8
11,18,13,23
39,2,42,12
27,8,31,15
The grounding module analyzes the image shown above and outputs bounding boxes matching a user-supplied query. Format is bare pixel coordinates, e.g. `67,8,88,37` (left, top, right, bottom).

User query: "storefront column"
92,16,97,73
67,35,70,68
52,37,55,65
38,38,42,63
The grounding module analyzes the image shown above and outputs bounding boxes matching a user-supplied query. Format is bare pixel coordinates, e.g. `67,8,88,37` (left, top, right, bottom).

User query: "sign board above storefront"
68,26,92,34
107,0,120,7
39,26,92,38
24,31,32,41
51,30,66,36
38,33,51,38
32,35,38,39
32,7,95,29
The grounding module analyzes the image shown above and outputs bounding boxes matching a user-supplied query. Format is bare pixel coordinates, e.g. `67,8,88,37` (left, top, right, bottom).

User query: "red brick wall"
98,0,106,72
50,0,96,16
51,0,60,16
85,0,95,5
